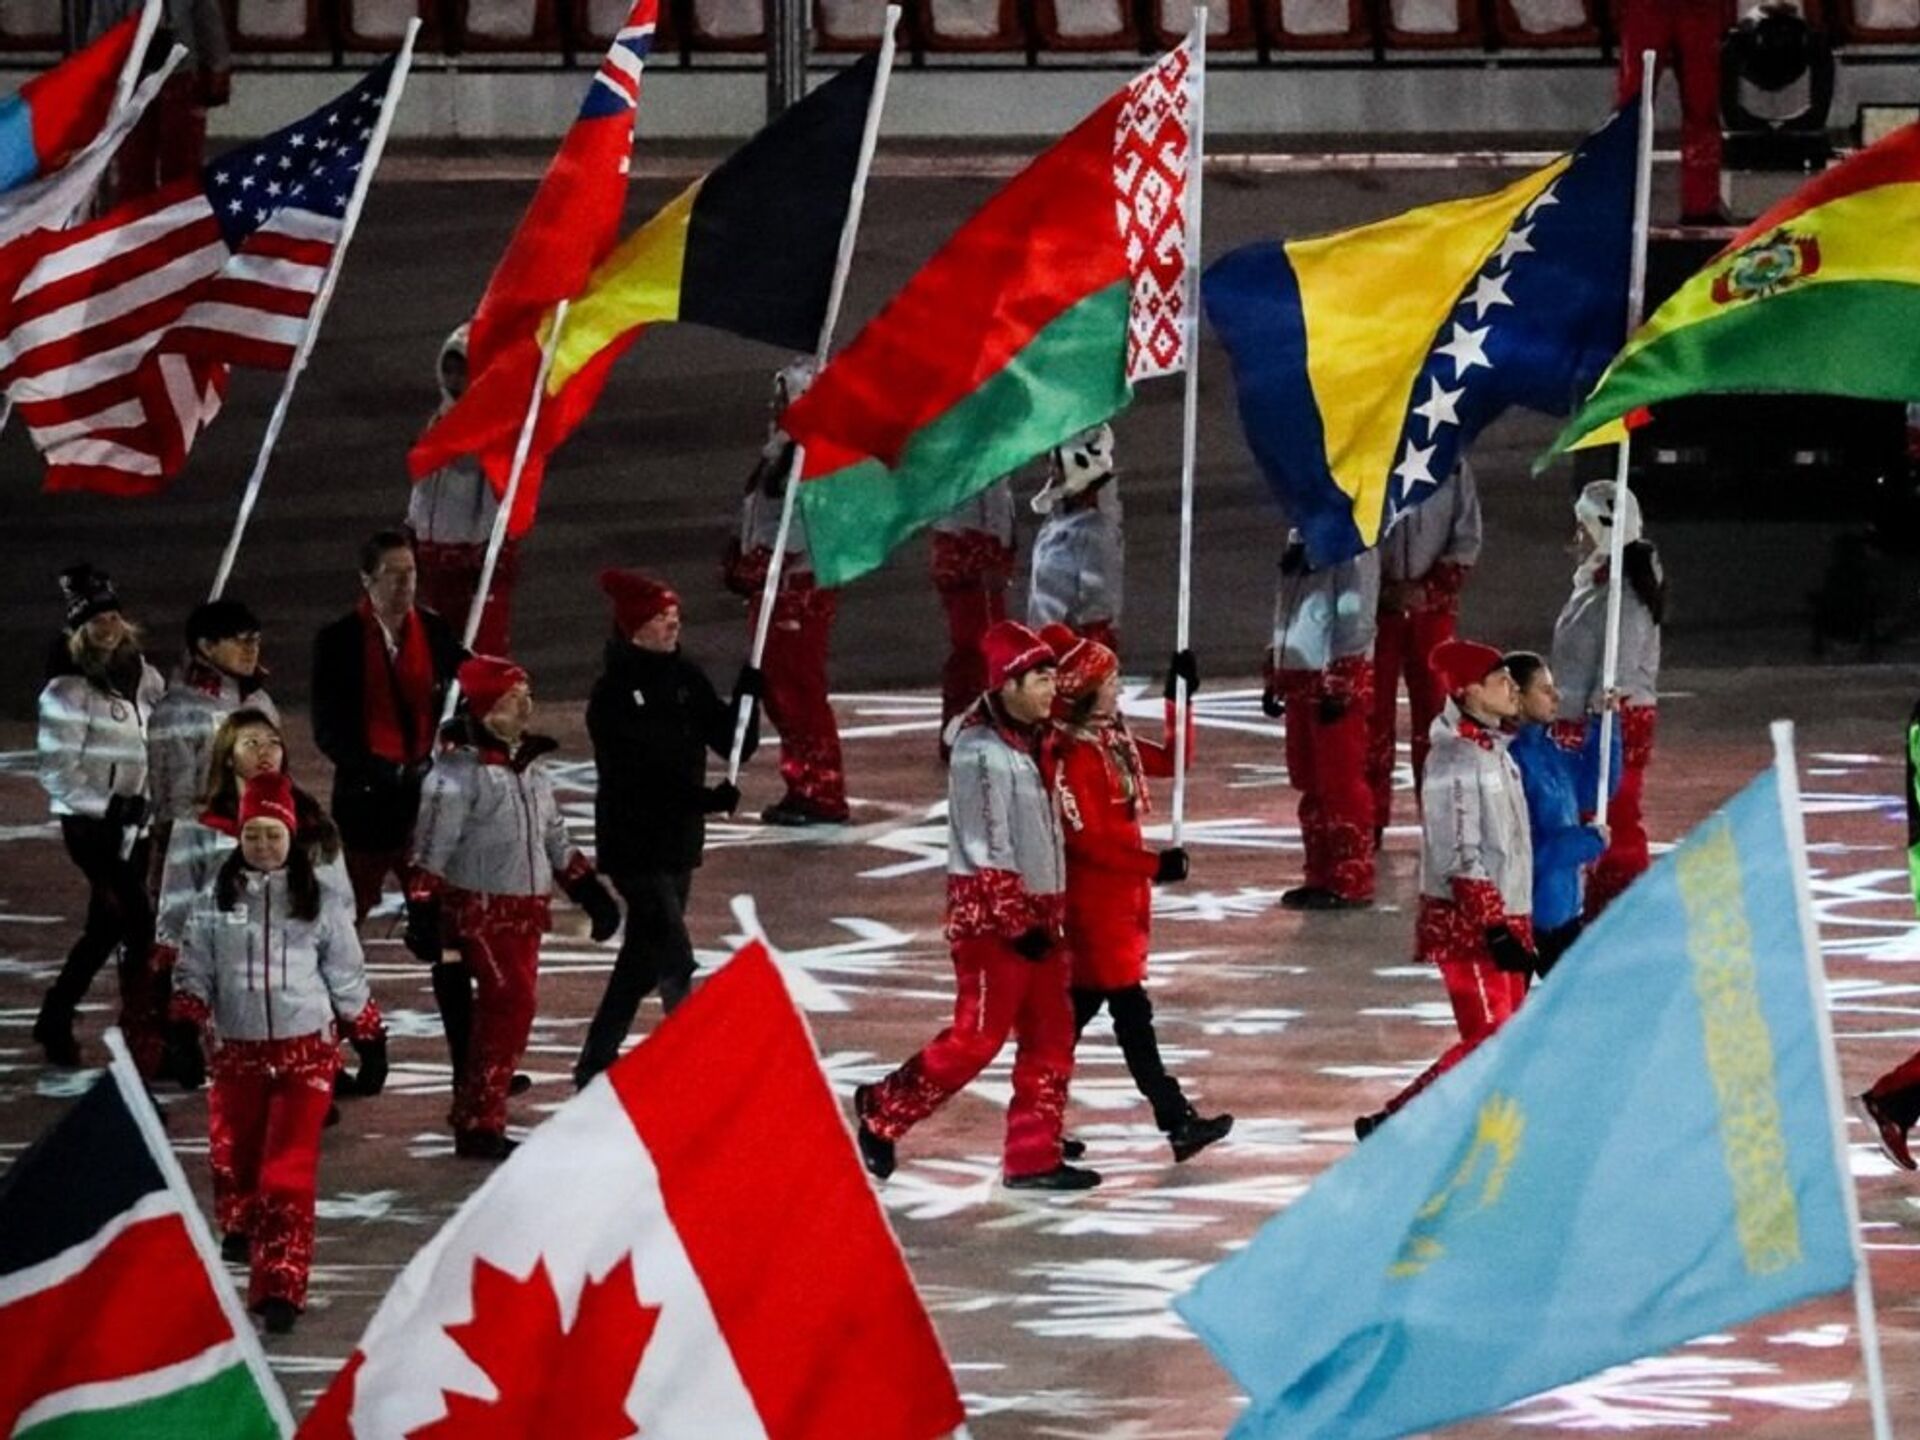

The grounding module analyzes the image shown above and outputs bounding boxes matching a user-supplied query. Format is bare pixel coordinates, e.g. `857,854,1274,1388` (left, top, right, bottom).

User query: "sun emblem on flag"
1711,228,1822,306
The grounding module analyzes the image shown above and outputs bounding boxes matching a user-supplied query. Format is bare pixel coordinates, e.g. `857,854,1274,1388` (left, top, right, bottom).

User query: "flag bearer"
726,362,851,825
1359,641,1534,1136
1262,535,1380,909
855,622,1097,1191
168,772,385,1335
931,478,1017,754
405,656,621,1159
1368,463,1481,840
1550,480,1664,918
1027,425,1124,653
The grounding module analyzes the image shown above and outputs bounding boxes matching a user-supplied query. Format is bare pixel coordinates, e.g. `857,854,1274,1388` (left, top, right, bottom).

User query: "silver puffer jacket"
1271,550,1381,673
1380,462,1482,583
1420,701,1533,918
946,705,1065,939
155,814,350,949
1028,490,1123,633
1551,564,1661,713
37,663,167,819
411,732,583,898
146,663,280,823
176,871,370,1043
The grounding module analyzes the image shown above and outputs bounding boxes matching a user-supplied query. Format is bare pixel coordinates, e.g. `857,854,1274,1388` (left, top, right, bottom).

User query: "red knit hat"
598,568,680,634
1430,639,1506,697
459,654,529,720
1043,623,1118,713
981,621,1057,690
240,770,299,833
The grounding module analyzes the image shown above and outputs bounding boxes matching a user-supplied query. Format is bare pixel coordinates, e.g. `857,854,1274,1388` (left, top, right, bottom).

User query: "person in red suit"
1617,0,1735,224
1042,625,1231,1164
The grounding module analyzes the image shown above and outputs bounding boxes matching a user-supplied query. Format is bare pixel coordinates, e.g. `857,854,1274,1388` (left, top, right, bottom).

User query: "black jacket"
588,640,754,875
311,605,465,851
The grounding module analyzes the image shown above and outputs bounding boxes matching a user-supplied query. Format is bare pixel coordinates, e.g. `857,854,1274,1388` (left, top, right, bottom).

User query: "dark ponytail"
1501,650,1547,693
1623,540,1667,627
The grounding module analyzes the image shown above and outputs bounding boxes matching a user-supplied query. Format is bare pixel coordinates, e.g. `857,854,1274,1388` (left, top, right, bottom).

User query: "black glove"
105,793,149,828
703,781,742,815
734,664,765,700
167,1019,206,1091
1260,684,1286,719
1486,924,1535,976
1163,649,1200,702
567,873,622,942
1153,847,1191,884
349,1033,388,1096
1316,693,1350,726
1279,540,1310,578
403,895,443,966
1011,927,1055,962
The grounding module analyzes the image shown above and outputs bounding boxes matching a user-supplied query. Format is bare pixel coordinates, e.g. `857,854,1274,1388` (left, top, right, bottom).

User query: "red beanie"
598,568,680,634
240,770,299,833
1430,639,1506,697
459,654,529,720
1046,626,1119,715
981,621,1057,690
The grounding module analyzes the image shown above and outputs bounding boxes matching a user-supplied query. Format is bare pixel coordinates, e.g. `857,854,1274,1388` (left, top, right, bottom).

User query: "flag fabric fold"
783,40,1195,588
0,58,401,494
1174,760,1855,1440
1205,102,1638,569
0,1039,293,1439
1545,121,1920,465
405,0,657,537
0,10,143,195
297,941,964,1440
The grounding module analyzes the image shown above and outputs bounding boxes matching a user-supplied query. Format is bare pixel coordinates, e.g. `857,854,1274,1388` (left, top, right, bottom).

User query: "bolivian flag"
1547,122,1920,464
410,53,880,535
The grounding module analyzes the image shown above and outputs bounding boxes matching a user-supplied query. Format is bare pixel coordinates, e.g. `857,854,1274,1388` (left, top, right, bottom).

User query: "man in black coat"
575,568,759,1088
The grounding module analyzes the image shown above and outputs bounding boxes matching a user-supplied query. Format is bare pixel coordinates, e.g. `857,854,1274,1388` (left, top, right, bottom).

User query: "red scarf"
359,597,436,764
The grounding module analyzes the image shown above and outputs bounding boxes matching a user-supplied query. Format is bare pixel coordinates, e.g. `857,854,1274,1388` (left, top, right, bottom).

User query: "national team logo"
1710,228,1822,305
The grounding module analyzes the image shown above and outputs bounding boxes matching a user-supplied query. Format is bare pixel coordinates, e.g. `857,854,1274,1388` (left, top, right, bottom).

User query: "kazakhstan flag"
1203,102,1638,569
1175,750,1856,1439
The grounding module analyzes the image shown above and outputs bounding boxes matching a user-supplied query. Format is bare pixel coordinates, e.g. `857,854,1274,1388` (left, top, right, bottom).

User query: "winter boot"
1168,1109,1234,1163
32,998,80,1068
221,1232,251,1264
1857,1092,1915,1171
852,1085,896,1180
1004,1164,1101,1191
454,1129,519,1161
761,794,850,827
256,1298,298,1336
1060,1137,1087,1162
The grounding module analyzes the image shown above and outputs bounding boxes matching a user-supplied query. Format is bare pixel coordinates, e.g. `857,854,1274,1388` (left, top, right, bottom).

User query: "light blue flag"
1175,757,1857,1440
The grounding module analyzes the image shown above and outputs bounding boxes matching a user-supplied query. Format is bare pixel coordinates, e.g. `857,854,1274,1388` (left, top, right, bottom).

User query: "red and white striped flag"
0,57,396,495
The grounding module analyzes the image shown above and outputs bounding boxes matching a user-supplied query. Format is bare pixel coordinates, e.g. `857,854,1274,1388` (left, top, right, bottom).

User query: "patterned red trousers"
1282,664,1375,902
932,533,1013,737
1367,606,1456,831
1869,1049,1920,1129
1385,899,1535,1116
1585,704,1657,919
751,580,849,817
210,1034,339,1310
447,891,548,1137
861,936,1075,1178
1618,0,1726,218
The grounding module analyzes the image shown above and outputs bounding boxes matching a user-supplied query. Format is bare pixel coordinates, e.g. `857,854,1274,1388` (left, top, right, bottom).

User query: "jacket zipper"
262,878,276,1042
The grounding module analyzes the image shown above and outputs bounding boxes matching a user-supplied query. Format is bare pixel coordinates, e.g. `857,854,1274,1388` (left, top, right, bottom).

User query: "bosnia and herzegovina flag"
1206,102,1638,569
783,41,1196,588
1546,122,1920,465
1177,734,1857,1440
0,1035,294,1439
409,50,882,537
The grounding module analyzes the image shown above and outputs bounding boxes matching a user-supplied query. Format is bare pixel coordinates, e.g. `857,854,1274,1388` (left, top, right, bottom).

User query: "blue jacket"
1508,717,1621,933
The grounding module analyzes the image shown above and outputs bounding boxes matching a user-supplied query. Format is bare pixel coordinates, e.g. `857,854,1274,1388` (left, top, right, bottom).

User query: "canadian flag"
298,942,965,1440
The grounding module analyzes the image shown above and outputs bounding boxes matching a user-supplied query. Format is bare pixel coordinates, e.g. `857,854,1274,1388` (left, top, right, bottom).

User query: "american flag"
0,58,395,495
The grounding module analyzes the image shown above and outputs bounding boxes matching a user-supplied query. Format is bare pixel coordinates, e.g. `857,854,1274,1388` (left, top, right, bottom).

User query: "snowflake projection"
0,823,58,844
1361,999,1458,1027
0,750,41,775
1009,1257,1207,1341
1139,816,1302,854
1808,865,1920,964
858,800,952,879
699,892,934,1012
1504,1351,1855,1430
882,1155,1011,1224
1225,760,1292,792
1152,887,1289,924
315,1189,436,1226
1197,1007,1302,1037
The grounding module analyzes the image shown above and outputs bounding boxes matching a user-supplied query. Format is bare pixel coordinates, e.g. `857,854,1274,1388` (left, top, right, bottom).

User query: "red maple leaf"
407,1255,661,1440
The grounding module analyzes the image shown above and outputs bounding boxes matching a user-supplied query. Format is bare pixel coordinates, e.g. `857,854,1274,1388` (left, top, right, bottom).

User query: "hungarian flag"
407,0,657,537
297,942,964,1440
0,1037,294,1439
781,40,1195,588
1544,121,1920,465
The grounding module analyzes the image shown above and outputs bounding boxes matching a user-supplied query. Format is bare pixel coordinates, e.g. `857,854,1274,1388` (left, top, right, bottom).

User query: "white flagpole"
208,21,421,600
1769,721,1895,1440
1169,9,1207,847
727,9,901,786
102,1029,299,1438
1593,51,1656,824
116,0,165,110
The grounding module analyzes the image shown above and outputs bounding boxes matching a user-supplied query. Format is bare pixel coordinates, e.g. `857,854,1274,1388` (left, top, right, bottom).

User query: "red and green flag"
1545,122,1920,463
0,1039,293,1439
782,41,1197,587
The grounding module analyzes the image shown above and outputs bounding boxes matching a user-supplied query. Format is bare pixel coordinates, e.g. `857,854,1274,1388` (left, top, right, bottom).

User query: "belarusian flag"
297,942,963,1440
782,40,1196,587
0,1034,294,1439
1545,122,1920,463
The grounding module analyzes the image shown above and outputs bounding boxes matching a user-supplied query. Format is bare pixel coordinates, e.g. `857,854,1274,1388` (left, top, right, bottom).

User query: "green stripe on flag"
16,1358,282,1440
799,280,1132,588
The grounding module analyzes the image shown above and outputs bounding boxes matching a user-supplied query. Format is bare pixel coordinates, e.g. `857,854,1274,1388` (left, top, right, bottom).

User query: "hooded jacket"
1509,717,1620,934
1052,717,1176,989
147,659,279,823
411,720,588,899
946,700,1066,941
407,325,500,548
1028,487,1123,634
156,803,349,949
1420,700,1532,924
37,656,167,819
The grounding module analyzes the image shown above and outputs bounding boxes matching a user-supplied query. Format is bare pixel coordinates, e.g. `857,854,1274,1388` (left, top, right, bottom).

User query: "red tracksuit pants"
861,936,1076,1178
1385,957,1531,1117
416,539,520,657
1585,704,1657,919
447,893,546,1137
1283,667,1376,902
932,534,1013,736
1868,1050,1920,1129
1368,606,1456,831
210,1035,338,1310
751,582,848,816
1618,0,1729,219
